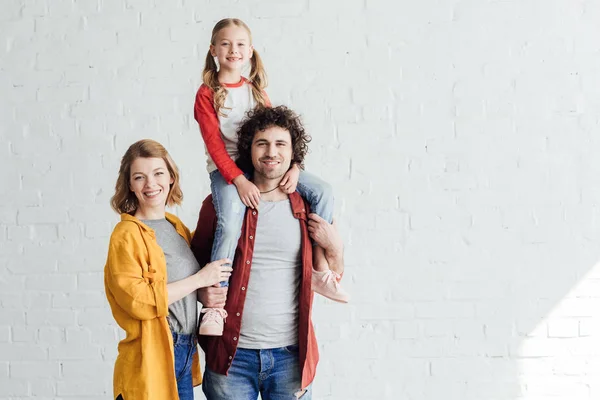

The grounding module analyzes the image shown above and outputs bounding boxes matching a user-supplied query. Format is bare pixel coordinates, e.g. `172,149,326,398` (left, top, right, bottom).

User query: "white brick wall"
2,0,600,399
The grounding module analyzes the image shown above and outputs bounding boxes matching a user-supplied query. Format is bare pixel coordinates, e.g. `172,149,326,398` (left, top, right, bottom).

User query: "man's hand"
308,214,343,255
233,175,260,209
197,286,228,309
279,164,300,194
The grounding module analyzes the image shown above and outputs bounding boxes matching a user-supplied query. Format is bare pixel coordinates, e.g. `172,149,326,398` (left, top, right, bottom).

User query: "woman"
104,139,231,400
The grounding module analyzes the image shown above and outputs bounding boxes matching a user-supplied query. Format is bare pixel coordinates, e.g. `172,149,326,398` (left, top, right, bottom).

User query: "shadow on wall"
313,198,600,399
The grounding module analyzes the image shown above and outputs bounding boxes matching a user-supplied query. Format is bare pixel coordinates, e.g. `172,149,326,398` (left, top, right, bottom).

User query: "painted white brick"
27,310,76,327
56,378,109,396
84,221,112,238
17,207,69,225
57,223,83,241
0,292,52,309
415,301,475,319
393,321,419,339
0,379,29,396
579,318,600,337
29,378,56,397
76,272,104,291
31,225,59,242
0,310,26,326
547,319,580,338
64,327,91,346
49,344,102,361
0,207,18,225
7,226,32,242
38,327,64,346
0,344,47,361
53,292,105,309
8,255,58,274
11,326,36,343
76,307,115,327
10,362,60,379
25,275,77,292
61,361,112,379
524,380,590,397
0,327,9,342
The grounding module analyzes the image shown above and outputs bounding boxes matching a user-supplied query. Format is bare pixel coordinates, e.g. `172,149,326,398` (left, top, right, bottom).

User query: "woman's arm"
166,259,231,305
106,236,169,320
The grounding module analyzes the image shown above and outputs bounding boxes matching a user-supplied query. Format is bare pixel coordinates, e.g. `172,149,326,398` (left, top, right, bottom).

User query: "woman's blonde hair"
203,18,268,116
110,139,183,215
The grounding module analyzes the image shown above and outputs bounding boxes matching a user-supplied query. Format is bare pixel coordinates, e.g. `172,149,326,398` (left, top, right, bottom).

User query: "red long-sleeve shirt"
193,78,271,184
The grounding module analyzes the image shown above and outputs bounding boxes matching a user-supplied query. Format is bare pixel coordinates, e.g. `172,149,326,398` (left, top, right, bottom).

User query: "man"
191,106,345,399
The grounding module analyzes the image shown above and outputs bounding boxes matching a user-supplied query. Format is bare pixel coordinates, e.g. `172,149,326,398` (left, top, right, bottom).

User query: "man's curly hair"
236,105,311,174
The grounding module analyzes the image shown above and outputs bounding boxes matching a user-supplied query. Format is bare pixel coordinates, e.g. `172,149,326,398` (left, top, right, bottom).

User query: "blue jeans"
297,170,333,224
202,345,312,400
209,170,334,285
171,330,197,400
209,170,247,288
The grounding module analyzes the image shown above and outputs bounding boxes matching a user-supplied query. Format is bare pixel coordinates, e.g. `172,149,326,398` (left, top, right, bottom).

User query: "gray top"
142,218,200,335
238,199,302,349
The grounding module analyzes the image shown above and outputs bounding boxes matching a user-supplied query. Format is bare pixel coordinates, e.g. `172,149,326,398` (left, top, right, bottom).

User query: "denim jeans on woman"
209,169,334,287
202,344,311,400
171,330,197,400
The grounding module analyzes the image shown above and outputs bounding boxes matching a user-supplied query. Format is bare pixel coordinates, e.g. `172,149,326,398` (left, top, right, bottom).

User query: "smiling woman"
104,139,232,400
109,140,183,218
128,157,175,220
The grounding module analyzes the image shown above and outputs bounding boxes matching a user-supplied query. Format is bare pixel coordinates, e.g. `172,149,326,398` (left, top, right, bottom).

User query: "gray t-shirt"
238,199,302,349
142,218,200,335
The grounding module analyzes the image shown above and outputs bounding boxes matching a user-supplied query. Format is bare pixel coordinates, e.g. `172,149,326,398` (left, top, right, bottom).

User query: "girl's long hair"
202,18,269,116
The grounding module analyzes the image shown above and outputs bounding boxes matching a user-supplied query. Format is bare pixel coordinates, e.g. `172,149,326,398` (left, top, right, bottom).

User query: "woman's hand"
233,175,261,209
279,163,300,194
195,258,232,288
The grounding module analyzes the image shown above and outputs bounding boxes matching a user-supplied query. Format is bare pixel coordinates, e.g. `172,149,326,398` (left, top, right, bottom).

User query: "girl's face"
210,25,253,72
129,157,173,216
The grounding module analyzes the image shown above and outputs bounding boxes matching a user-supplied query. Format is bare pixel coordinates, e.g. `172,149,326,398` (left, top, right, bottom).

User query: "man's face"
251,126,293,181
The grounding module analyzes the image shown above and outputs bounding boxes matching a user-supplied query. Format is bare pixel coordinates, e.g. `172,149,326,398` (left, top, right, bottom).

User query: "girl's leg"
296,171,334,224
201,170,246,336
296,171,333,272
209,170,246,282
296,171,349,303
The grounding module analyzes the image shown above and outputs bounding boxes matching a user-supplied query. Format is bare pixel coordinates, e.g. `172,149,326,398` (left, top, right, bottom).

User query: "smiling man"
191,106,345,400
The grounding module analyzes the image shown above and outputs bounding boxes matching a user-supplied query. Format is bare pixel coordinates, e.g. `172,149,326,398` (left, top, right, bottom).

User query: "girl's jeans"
209,169,333,288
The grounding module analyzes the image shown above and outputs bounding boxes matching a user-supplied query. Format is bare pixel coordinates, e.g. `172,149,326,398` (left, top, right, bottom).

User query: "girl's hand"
196,258,233,288
279,164,300,194
233,175,261,209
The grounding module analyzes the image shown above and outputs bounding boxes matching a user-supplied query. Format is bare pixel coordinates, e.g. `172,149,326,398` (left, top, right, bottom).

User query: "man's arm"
308,214,344,276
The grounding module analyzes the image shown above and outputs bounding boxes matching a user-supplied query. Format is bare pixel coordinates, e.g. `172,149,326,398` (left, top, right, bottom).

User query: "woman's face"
129,157,173,215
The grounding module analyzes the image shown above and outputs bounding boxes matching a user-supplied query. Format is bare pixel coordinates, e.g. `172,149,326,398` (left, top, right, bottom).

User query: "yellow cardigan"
104,213,202,400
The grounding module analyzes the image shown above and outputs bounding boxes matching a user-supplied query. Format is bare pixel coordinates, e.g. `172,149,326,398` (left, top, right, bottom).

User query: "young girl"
194,18,349,336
